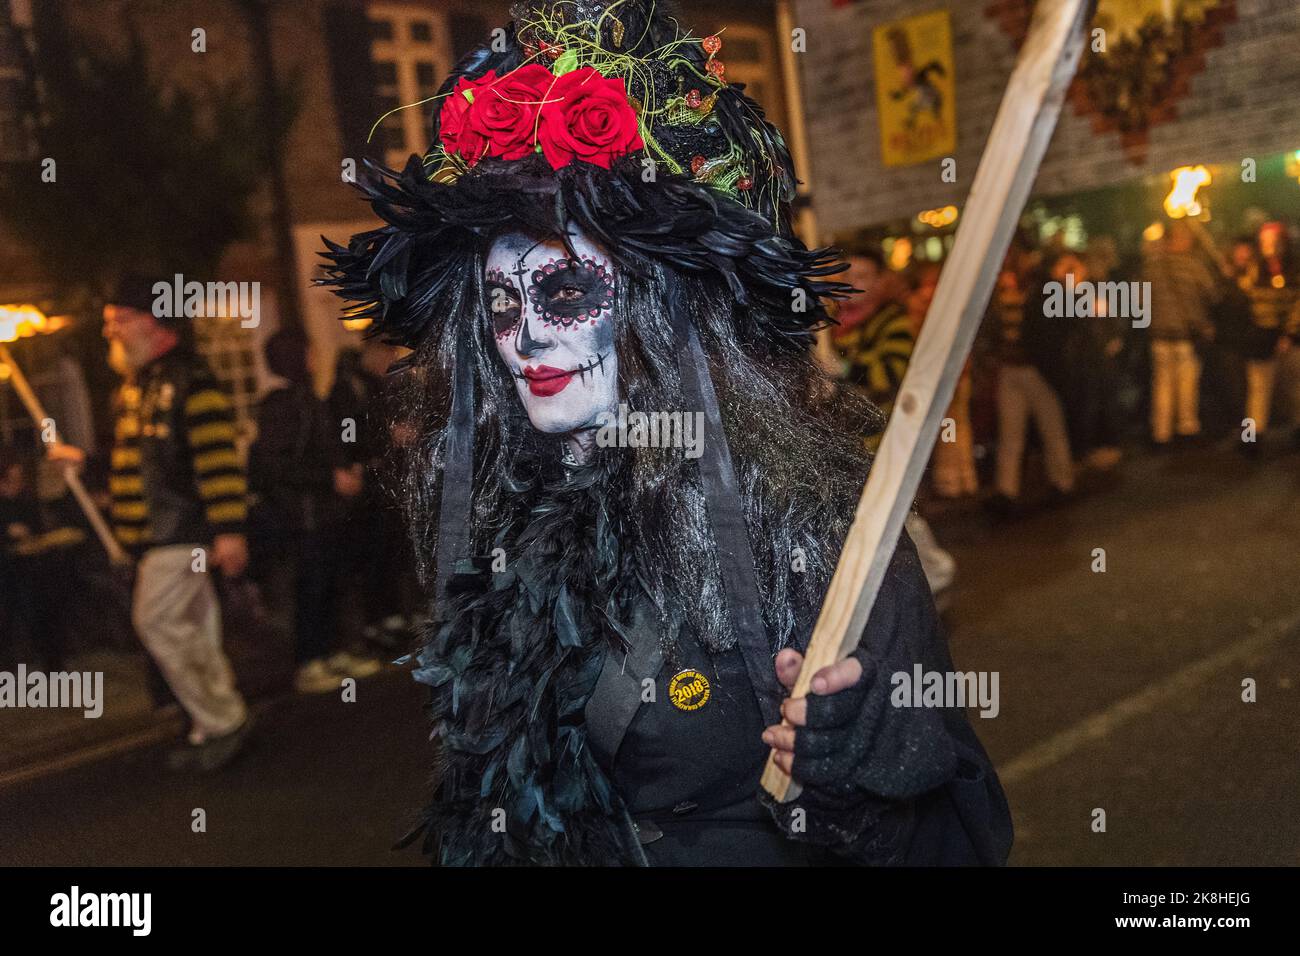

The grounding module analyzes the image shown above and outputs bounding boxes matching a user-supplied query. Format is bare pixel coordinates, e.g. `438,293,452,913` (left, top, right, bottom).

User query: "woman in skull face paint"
486,229,619,450
323,0,1011,867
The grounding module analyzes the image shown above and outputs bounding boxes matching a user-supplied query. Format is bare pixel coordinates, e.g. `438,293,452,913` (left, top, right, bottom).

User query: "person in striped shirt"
51,274,251,772
830,250,915,434
1231,223,1300,450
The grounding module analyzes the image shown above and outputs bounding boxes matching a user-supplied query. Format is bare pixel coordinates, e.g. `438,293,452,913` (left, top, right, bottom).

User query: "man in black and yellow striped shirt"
109,360,248,552
97,274,251,771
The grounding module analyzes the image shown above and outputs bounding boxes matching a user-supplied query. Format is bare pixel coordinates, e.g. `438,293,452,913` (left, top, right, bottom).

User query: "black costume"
324,0,1012,866
248,381,346,665
106,347,247,553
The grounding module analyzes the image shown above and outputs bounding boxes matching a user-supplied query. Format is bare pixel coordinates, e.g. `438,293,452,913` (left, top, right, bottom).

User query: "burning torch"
0,304,129,566
1163,164,1230,275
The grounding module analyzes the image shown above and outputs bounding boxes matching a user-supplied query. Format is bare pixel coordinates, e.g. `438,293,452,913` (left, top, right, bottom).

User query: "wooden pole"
1183,216,1230,275
776,0,842,376
762,0,1096,801
0,342,130,566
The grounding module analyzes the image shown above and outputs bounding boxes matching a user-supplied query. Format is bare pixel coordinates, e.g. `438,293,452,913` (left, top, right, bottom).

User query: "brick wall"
790,0,1300,236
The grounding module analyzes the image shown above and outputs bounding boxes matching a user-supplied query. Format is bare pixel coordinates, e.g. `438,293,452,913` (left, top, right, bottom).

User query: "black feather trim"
408,452,643,866
318,154,852,354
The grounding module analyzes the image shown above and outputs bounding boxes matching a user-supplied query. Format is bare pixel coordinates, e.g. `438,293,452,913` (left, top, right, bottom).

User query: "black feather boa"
410,451,645,866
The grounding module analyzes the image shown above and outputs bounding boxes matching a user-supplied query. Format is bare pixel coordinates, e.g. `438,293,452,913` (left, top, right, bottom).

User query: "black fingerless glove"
760,646,959,861
760,771,917,864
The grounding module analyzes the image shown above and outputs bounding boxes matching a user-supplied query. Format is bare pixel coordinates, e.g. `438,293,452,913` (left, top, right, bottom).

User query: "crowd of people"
1,278,421,770
3,215,1297,771
246,331,421,694
828,216,1300,517
0,444,87,673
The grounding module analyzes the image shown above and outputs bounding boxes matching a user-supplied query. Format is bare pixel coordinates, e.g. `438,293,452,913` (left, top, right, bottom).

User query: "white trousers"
133,545,247,739
1150,340,1201,443
996,365,1074,499
932,376,978,497
904,513,955,595
1242,353,1300,435
1245,359,1277,433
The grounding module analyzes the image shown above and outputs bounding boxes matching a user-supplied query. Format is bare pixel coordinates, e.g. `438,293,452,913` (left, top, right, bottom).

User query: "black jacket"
417,453,1012,867
108,348,247,553
584,532,1014,866
248,384,344,536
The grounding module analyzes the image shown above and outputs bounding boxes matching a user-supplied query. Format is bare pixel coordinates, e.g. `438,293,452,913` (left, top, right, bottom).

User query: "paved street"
0,444,1296,866
0,667,430,866
942,443,1300,865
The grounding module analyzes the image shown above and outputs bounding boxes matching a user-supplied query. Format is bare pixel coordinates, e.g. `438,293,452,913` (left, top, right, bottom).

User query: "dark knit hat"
105,273,161,316
106,273,191,332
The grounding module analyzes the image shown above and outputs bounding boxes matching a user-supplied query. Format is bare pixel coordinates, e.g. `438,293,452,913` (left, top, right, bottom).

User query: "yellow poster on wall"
873,9,956,167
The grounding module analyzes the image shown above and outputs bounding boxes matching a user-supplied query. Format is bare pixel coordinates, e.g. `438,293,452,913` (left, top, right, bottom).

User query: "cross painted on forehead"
510,238,545,294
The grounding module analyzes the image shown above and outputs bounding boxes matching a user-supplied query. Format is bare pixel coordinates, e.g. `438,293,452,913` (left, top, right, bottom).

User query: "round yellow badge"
668,669,711,712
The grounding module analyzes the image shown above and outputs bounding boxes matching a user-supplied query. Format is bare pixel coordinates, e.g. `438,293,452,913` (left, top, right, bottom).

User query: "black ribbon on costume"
668,276,783,729
433,335,475,608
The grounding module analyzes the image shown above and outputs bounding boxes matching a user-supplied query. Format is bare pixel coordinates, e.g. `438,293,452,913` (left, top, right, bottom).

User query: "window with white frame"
368,4,453,170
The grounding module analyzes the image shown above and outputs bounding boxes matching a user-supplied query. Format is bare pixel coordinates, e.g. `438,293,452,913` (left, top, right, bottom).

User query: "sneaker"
983,493,1021,520
326,650,382,679
167,716,253,774
190,716,254,773
1044,486,1076,508
1084,446,1122,471
166,742,199,772
383,614,412,642
295,658,342,694
364,618,408,653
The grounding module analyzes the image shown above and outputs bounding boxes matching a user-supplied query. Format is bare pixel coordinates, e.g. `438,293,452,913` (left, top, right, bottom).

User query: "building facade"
792,0,1300,251
0,0,791,439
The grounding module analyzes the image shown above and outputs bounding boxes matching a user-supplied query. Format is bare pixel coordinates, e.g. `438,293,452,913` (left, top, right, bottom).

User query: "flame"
917,205,959,229
1163,165,1211,219
887,236,914,271
0,304,67,344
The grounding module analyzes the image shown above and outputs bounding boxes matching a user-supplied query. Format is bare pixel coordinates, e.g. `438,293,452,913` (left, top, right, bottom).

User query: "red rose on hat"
538,67,644,170
440,65,556,165
469,64,555,161
438,73,491,165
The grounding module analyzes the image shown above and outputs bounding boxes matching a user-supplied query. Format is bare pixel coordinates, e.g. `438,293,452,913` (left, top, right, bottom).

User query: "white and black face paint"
486,227,619,436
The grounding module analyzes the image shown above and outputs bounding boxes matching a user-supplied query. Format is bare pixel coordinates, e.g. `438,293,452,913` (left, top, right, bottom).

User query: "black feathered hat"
321,0,849,353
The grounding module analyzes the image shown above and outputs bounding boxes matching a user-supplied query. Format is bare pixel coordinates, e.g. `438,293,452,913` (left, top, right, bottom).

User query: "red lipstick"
522,364,575,397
